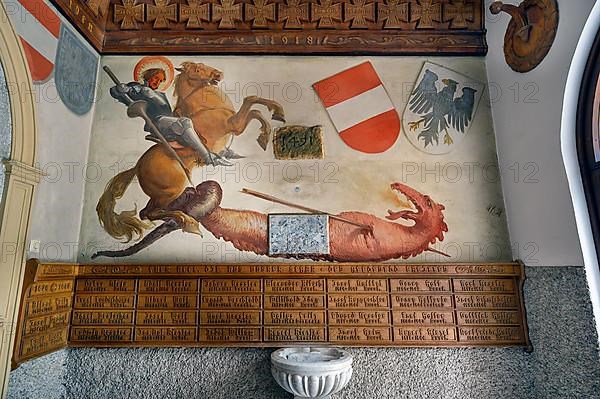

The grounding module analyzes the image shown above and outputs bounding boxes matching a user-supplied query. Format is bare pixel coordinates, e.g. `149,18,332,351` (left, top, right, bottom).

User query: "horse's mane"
173,62,195,98
173,73,182,98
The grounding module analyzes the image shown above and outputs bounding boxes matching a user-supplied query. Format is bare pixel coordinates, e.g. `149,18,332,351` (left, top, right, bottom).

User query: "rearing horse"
96,61,285,242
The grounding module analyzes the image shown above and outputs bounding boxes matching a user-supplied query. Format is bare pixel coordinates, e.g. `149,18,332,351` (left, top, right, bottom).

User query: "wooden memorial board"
11,261,76,368
13,259,532,367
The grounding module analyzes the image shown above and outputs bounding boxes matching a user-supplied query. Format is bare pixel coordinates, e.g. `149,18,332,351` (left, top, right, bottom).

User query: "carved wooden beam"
48,0,488,54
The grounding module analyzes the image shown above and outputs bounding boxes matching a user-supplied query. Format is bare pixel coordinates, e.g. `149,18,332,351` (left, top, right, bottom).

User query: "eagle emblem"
404,63,484,154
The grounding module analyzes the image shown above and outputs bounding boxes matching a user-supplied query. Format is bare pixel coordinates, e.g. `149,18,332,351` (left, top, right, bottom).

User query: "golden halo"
133,56,174,91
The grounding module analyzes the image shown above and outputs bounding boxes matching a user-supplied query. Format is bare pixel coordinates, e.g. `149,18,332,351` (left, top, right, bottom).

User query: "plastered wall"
485,0,597,266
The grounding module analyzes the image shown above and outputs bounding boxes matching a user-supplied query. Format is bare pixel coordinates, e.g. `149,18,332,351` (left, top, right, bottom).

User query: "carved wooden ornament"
490,0,558,73
48,0,488,54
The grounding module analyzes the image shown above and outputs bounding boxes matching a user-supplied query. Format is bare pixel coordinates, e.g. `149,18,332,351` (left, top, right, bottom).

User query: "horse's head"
176,62,223,87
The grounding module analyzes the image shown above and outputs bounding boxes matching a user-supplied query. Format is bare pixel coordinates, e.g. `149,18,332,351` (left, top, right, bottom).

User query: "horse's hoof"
272,113,286,123
257,134,270,151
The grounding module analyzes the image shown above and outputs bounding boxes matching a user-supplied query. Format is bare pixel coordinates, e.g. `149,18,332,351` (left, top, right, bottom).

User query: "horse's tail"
96,165,152,242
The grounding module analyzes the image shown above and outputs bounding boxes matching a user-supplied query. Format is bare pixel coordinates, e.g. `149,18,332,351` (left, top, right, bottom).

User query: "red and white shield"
313,61,400,154
8,0,61,82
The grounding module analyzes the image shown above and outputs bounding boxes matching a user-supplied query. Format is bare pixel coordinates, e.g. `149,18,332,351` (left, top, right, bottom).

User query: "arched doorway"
577,25,600,271
0,1,41,396
561,2,600,342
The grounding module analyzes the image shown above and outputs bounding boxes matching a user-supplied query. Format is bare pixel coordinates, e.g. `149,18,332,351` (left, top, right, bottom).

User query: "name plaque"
13,260,532,367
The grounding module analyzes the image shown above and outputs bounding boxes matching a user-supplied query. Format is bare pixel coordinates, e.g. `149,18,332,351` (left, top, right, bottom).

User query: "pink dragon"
92,181,448,261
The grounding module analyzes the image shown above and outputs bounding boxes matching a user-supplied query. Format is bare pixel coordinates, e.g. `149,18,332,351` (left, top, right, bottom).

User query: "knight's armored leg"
174,118,232,167
219,147,246,160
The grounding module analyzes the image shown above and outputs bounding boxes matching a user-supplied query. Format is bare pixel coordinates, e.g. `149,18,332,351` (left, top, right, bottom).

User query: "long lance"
241,188,451,257
103,65,194,188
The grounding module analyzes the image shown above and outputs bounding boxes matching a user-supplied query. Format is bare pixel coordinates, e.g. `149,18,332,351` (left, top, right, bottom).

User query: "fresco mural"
80,56,510,264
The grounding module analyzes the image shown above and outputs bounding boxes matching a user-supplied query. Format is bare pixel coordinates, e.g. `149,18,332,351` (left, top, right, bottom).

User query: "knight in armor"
110,68,230,167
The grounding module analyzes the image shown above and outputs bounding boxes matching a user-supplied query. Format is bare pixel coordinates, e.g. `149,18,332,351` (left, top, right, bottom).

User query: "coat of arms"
313,62,400,154
404,62,484,155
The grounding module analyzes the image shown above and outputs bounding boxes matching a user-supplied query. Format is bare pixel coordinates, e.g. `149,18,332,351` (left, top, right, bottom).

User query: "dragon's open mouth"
387,183,422,221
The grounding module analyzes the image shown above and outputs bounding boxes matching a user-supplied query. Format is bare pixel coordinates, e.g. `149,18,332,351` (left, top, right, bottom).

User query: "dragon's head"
386,183,448,240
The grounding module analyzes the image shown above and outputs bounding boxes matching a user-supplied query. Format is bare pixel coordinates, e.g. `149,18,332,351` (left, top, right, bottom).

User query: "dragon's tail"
92,219,179,258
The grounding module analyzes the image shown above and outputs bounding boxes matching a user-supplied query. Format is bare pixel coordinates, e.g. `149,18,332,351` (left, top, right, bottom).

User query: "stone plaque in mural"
55,25,99,115
13,260,532,369
273,125,324,160
268,214,329,256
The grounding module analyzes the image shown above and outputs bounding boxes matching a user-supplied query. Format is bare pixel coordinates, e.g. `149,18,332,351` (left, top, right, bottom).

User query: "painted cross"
147,0,177,29
278,0,309,28
246,0,276,27
411,0,442,29
311,0,342,28
213,0,242,28
114,0,145,29
378,0,409,29
344,0,375,28
313,62,400,154
179,0,210,28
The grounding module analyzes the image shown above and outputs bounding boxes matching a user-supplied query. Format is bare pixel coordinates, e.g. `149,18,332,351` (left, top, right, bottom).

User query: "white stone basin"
271,348,353,399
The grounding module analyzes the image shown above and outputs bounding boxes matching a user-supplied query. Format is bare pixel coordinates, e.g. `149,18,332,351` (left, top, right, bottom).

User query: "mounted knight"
96,57,286,243
109,58,229,168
